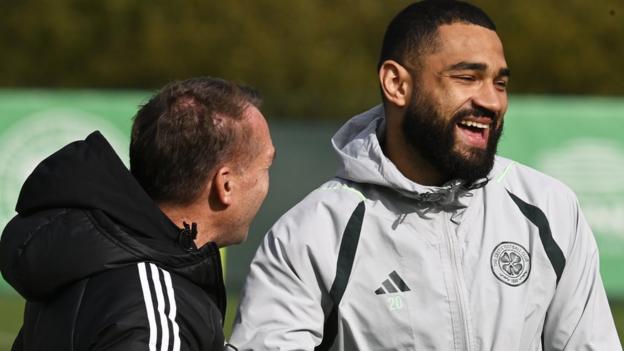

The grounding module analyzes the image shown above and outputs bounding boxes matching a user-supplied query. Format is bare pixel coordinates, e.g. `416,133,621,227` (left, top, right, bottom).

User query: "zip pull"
178,221,198,252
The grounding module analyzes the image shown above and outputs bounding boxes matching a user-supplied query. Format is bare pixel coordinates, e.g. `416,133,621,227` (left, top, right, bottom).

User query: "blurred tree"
475,0,624,95
0,0,622,119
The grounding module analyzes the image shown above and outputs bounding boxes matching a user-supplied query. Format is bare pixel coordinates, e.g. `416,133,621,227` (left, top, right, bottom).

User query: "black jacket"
0,132,227,350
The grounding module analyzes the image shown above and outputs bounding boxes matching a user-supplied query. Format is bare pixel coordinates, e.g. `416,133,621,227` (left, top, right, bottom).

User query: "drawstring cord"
394,177,490,226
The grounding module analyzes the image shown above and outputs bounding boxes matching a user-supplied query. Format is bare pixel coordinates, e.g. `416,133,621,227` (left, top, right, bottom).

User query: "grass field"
0,295,23,351
0,294,622,349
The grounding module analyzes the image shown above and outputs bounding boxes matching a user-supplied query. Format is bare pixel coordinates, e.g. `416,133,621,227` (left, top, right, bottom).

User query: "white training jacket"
230,105,621,350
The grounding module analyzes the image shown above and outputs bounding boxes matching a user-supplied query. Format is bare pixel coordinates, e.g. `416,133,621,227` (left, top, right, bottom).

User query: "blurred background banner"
0,92,623,296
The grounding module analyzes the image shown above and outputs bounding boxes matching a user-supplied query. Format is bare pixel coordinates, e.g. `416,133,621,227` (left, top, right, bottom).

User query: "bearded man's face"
399,24,509,184
401,85,504,185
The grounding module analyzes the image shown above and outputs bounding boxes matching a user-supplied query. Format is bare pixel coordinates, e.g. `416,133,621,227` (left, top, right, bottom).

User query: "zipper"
443,211,474,351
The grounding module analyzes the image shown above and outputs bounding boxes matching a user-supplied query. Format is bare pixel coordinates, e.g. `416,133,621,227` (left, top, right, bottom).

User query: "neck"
159,203,217,248
383,109,446,186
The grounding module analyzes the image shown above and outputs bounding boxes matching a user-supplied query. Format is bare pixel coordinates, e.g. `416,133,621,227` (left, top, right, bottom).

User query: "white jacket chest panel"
336,186,558,350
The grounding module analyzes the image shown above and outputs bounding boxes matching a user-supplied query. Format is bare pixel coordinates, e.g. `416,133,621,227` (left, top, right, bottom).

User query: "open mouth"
456,117,492,149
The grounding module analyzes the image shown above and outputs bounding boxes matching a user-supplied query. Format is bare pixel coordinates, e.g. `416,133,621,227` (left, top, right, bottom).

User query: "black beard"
401,91,503,185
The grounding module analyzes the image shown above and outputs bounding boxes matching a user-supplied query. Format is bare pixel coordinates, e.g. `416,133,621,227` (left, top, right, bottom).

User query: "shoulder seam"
316,201,366,350
495,161,516,183
319,182,366,201
506,191,566,285
70,277,89,351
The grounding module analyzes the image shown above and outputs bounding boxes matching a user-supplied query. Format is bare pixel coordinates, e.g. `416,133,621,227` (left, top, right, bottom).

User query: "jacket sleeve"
542,199,622,350
89,315,223,351
79,264,224,351
88,321,158,351
88,311,223,351
229,191,360,350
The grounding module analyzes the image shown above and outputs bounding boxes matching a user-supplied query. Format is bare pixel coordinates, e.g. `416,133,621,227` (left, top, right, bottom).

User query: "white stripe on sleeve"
162,269,181,351
150,263,170,351
138,262,158,351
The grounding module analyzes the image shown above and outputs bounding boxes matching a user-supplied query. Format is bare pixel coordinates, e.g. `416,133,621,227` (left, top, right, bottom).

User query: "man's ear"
212,166,234,207
379,60,413,108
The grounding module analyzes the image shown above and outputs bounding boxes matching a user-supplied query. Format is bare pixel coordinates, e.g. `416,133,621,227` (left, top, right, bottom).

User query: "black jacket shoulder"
77,264,224,350
16,263,224,351
0,133,227,351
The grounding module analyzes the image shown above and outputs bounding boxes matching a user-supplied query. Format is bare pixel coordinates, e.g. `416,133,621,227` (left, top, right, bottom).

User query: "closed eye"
453,75,476,81
451,75,478,84
495,79,508,90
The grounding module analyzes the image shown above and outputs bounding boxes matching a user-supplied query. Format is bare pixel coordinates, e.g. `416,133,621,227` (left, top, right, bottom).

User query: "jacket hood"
0,132,225,312
332,105,485,205
15,131,177,243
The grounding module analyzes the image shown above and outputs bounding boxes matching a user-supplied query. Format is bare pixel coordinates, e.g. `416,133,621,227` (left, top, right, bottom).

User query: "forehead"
244,105,269,137
425,23,507,70
242,105,273,150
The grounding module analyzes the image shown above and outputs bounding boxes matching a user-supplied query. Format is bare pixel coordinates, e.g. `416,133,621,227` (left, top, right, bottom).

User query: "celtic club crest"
491,242,531,286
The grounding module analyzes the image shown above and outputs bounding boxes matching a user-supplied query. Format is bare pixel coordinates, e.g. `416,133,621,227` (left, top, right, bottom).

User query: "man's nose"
472,81,506,115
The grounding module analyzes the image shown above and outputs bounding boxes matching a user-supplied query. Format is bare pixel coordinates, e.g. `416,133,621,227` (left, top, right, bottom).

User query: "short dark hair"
378,0,496,71
130,77,262,205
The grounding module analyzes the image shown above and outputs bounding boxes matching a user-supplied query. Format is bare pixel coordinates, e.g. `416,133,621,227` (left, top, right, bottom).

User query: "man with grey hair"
1,77,275,350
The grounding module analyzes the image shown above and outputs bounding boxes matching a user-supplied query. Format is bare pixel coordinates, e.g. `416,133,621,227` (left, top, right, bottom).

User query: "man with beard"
230,1,620,350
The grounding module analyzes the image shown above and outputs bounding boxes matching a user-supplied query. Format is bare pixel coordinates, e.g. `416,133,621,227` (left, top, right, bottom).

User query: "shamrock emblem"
499,251,523,277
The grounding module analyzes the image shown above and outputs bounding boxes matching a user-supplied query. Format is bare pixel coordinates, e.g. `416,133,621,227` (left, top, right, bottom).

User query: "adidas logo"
374,270,411,295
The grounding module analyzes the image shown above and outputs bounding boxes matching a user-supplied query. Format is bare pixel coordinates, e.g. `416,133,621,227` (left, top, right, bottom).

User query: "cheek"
500,97,509,114
449,94,473,114
260,174,270,198
430,88,465,122
250,172,270,200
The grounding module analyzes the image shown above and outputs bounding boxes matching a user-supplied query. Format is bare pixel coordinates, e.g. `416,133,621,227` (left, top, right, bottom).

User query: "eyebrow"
446,61,511,77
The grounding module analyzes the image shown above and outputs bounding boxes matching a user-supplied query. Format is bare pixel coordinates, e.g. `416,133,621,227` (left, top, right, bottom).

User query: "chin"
233,236,249,245
228,231,249,246
445,147,495,183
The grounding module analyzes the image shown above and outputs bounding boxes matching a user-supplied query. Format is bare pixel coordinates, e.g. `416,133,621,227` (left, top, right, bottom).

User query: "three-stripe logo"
374,271,411,295
137,262,181,351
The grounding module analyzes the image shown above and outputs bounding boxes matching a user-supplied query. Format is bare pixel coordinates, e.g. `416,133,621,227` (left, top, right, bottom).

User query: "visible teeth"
459,120,490,129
